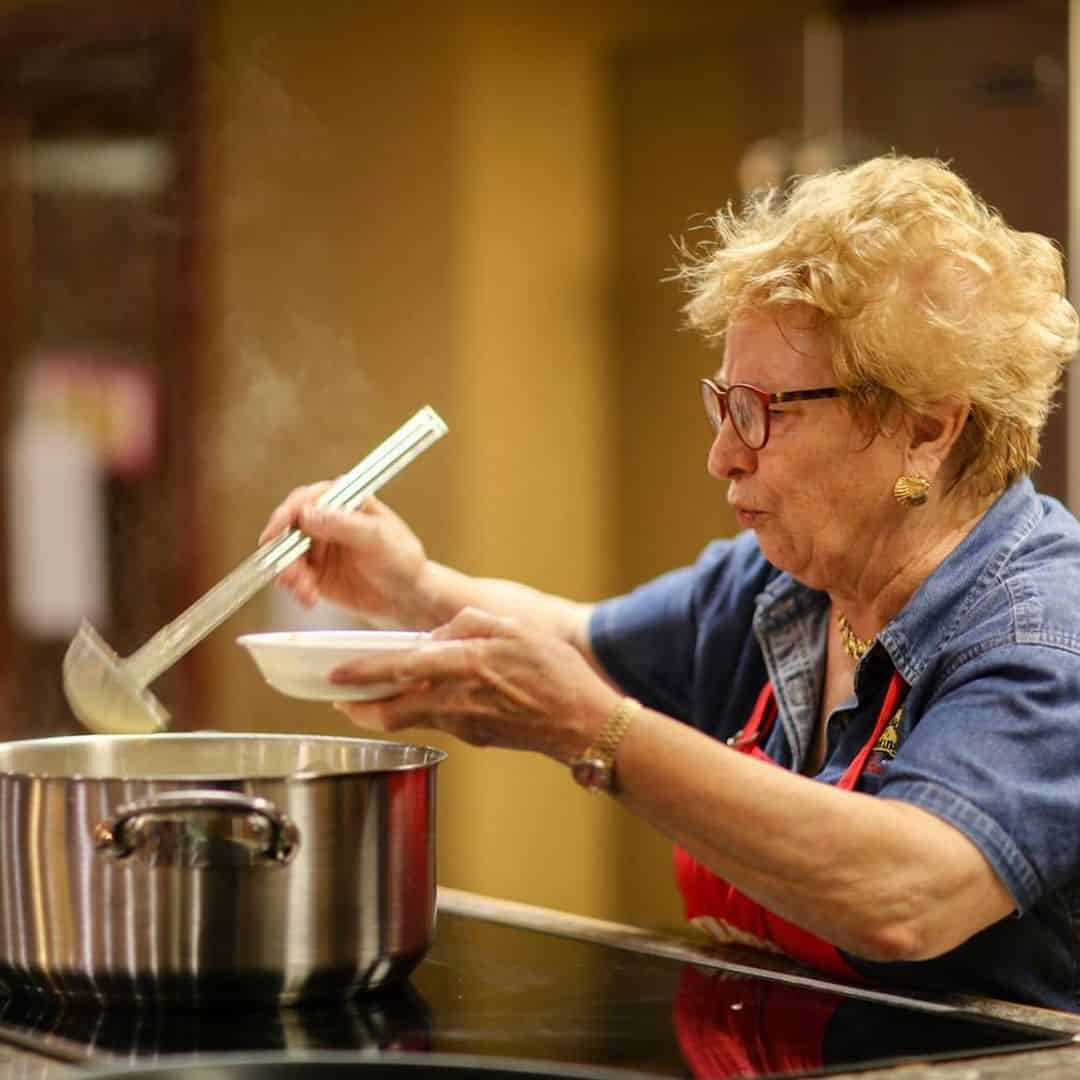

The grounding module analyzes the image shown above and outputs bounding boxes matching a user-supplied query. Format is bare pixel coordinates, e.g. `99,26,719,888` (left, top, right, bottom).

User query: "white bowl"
237,630,430,702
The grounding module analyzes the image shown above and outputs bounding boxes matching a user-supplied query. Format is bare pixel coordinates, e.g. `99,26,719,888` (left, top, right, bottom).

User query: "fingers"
430,607,521,641
259,482,394,607
329,610,522,687
297,502,377,549
327,634,493,740
327,622,601,759
258,481,333,545
333,699,392,732
327,623,535,749
332,682,441,733
329,638,476,688
259,481,387,555
333,691,505,749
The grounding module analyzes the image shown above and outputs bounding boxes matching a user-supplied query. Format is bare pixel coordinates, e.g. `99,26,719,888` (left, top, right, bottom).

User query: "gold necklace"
837,612,874,661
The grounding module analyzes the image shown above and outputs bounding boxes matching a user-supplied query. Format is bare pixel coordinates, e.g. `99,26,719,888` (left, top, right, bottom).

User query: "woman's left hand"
329,607,620,763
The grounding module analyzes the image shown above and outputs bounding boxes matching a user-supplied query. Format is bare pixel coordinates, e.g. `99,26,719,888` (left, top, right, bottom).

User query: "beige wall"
202,2,458,740
0,0,812,928
201,1,750,927
448,8,623,918
1,0,1062,932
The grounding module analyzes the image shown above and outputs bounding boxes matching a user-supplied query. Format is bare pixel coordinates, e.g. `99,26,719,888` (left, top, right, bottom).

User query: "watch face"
571,758,610,792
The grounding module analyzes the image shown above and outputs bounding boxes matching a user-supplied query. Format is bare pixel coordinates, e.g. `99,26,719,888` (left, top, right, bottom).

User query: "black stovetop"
0,911,1072,1078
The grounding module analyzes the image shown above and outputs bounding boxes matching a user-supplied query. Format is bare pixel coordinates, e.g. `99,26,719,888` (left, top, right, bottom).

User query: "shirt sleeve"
588,532,775,727
877,640,1080,912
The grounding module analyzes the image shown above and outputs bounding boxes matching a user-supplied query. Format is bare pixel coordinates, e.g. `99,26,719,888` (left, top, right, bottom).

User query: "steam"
209,44,381,501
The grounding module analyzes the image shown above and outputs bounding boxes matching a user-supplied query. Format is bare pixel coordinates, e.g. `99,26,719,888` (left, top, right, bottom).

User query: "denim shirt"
589,477,1080,1011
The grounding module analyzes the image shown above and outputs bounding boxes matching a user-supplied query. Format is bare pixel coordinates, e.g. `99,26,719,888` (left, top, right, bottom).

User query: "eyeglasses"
700,378,844,450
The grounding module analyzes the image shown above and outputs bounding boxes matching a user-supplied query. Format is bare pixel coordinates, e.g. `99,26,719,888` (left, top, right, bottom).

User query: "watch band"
570,697,642,794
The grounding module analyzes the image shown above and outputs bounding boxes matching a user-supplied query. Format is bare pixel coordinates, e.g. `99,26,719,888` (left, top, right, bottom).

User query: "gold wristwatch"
570,697,641,794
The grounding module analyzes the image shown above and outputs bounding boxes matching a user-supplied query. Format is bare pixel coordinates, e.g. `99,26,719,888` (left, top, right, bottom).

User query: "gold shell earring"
893,474,930,507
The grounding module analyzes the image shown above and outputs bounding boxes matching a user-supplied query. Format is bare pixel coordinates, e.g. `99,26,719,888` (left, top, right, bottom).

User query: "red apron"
674,672,907,981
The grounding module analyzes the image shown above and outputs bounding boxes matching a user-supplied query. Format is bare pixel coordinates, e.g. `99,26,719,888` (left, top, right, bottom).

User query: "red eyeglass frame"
700,378,844,450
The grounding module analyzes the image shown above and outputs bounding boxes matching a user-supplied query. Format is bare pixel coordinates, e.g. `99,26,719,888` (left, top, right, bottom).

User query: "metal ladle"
62,405,448,735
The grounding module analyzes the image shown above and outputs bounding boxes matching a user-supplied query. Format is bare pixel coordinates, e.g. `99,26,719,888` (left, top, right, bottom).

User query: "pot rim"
0,731,447,783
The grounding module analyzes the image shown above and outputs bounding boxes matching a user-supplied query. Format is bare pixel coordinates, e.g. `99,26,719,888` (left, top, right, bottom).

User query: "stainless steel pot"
0,732,446,1007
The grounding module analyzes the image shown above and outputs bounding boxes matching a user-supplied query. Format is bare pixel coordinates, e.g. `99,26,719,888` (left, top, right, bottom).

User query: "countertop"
438,888,1080,1079
1,887,1078,1079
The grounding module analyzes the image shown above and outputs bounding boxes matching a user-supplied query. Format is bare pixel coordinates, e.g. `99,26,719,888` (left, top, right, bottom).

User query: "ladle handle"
125,406,448,687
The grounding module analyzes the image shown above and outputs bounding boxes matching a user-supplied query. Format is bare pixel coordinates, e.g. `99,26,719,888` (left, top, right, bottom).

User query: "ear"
905,399,970,482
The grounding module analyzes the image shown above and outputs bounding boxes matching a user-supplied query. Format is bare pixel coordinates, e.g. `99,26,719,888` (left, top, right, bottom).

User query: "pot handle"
95,789,301,865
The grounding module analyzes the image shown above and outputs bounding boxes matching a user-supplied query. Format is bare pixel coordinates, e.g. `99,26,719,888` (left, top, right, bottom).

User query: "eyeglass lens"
730,386,767,447
702,383,767,449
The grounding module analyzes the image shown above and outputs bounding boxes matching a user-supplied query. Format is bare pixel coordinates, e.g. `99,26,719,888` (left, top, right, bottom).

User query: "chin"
755,535,789,571
755,534,810,582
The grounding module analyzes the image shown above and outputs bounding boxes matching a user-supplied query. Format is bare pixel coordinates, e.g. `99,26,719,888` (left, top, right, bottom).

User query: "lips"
729,496,767,527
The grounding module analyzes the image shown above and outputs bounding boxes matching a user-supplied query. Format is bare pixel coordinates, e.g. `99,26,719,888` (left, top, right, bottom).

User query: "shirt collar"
881,477,1041,683
752,478,1042,686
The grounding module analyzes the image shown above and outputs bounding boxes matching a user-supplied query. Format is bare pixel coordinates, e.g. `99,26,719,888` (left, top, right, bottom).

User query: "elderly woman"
262,156,1080,1010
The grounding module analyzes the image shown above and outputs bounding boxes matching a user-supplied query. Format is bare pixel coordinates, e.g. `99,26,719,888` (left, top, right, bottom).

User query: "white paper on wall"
6,415,108,638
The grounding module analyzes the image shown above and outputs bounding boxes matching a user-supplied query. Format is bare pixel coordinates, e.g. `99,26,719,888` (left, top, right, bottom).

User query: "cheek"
768,473,865,554
793,467,896,543
799,435,889,499
779,475,846,521
758,481,868,581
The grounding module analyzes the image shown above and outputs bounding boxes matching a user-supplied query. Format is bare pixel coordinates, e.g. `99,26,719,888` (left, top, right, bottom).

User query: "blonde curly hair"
678,155,1079,495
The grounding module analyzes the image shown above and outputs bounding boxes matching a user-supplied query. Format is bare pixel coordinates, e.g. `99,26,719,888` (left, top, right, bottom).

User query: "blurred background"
0,0,1073,931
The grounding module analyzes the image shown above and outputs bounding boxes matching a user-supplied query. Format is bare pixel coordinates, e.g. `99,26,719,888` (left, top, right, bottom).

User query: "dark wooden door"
0,3,202,737
842,0,1070,502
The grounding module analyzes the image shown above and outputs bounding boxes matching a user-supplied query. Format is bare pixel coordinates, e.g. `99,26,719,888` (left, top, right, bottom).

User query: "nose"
706,420,756,480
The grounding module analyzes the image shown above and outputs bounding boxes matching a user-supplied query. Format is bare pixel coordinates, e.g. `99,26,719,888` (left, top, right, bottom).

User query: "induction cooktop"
0,910,1073,1078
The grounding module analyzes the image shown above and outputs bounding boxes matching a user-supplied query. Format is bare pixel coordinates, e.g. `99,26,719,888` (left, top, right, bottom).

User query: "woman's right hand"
259,488,432,629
